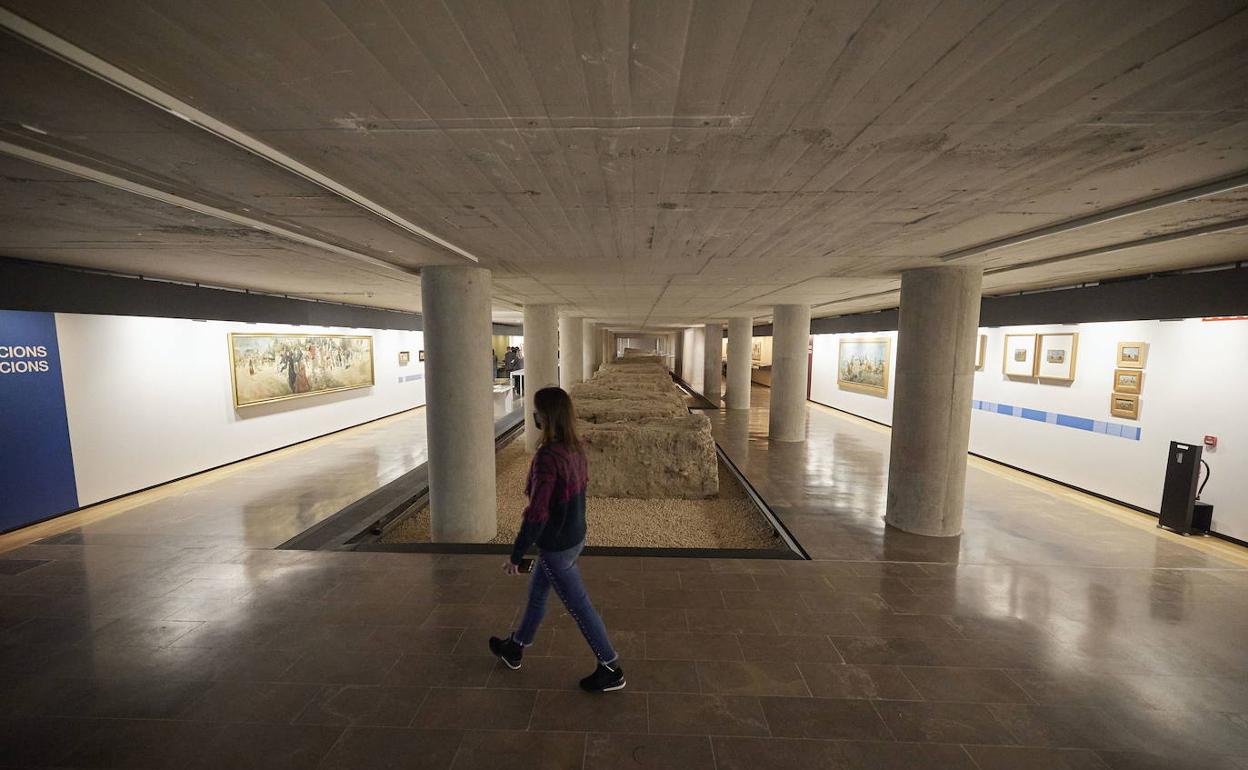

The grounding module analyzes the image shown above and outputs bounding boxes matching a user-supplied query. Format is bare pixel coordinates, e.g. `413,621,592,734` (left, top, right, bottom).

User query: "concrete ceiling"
1,0,1246,327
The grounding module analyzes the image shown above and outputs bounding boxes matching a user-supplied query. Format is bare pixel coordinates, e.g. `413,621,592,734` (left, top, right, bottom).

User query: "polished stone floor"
2,389,1247,769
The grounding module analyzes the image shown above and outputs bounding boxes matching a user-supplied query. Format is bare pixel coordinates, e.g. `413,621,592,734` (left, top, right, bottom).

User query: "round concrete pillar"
702,322,722,404
768,304,810,442
522,304,559,452
726,317,752,410
420,266,497,542
559,315,584,388
885,266,984,537
582,320,598,378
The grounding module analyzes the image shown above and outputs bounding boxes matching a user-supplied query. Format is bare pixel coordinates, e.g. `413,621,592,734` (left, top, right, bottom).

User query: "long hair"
533,386,581,450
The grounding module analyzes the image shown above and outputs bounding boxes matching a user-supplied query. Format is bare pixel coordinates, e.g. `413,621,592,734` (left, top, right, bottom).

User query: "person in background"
489,386,624,692
503,346,519,373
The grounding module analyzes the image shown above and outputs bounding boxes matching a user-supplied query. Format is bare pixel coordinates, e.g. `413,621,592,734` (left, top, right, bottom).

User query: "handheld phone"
518,558,535,574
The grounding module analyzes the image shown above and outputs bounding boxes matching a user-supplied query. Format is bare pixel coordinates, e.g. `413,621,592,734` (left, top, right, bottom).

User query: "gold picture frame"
1113,368,1143,395
1002,333,1038,378
975,334,987,370
1036,332,1078,382
398,351,411,366
1110,393,1140,420
229,333,374,408
837,337,891,397
1117,341,1147,369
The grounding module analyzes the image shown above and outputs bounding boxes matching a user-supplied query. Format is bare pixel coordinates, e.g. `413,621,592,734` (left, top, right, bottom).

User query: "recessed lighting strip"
0,7,479,264
0,139,414,277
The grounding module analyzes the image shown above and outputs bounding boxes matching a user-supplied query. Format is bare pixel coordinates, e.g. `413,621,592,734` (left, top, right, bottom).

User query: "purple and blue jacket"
510,442,588,564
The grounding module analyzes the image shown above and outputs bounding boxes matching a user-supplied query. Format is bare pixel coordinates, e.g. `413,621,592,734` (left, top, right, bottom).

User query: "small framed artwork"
975,334,987,370
1037,332,1078,382
398,351,411,366
1002,333,1038,378
1113,368,1142,395
1110,393,1140,420
1117,341,1147,369
418,350,426,362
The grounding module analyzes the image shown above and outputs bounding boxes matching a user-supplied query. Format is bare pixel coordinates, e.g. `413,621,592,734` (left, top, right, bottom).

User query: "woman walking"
489,386,624,692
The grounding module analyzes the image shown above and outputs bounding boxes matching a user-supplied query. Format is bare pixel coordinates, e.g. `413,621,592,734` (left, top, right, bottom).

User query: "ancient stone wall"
572,360,719,498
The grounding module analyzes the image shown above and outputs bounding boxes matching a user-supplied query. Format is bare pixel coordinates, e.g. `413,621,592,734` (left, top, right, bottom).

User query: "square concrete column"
522,304,559,452
885,266,984,537
582,320,598,378
768,304,810,442
726,316,753,410
559,314,584,388
419,265,496,542
702,322,723,404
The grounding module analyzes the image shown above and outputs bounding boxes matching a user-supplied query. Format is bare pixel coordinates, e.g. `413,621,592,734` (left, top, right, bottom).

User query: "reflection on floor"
2,387,1247,769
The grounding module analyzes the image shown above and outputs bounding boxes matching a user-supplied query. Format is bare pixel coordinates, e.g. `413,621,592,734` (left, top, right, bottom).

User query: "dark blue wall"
0,310,77,532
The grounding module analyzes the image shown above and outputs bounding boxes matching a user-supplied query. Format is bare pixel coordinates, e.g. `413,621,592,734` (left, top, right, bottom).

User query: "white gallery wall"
809,318,1248,542
56,313,425,506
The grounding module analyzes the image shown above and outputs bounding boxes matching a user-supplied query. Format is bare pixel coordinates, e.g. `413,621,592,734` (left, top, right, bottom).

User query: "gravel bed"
382,440,777,549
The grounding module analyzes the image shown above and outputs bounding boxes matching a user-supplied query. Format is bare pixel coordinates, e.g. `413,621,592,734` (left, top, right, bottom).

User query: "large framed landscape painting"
837,337,891,397
229,333,374,408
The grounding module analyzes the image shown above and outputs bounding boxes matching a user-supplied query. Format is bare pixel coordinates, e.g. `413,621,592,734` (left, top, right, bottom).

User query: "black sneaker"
489,635,523,670
579,662,625,692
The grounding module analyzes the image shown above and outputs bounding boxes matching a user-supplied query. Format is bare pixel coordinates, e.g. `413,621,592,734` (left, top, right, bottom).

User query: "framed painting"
1002,333,1038,378
1117,341,1147,369
1037,332,1078,382
1113,368,1143,395
229,333,374,408
418,350,426,362
1110,393,1140,420
398,351,411,366
837,337,891,397
975,334,987,370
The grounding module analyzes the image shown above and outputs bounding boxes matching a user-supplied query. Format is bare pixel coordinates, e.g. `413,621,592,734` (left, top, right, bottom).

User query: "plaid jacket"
510,442,588,564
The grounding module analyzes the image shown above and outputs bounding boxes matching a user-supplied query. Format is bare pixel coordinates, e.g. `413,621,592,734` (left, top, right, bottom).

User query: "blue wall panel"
0,310,77,532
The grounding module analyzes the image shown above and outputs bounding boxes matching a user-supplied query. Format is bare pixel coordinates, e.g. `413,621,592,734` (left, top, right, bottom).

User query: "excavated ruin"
574,358,719,499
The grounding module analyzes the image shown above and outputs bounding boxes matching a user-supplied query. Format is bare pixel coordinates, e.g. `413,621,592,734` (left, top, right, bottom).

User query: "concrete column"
702,322,723,404
726,316,752,410
420,266,496,542
885,266,984,537
522,304,559,452
559,314,584,388
768,304,811,442
582,320,598,378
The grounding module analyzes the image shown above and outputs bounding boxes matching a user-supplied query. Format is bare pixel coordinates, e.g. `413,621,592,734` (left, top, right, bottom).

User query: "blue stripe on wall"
973,399,1140,441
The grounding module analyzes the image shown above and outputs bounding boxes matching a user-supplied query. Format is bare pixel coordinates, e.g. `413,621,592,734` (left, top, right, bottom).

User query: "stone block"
581,414,719,499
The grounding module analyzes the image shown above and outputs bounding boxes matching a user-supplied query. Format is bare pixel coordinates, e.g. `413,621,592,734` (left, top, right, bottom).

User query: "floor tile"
191,722,344,770
529,690,648,733
317,725,463,770
695,660,810,696
875,699,1018,744
414,687,536,730
684,607,777,634
584,732,715,770
797,662,922,700
901,666,1033,703
645,631,742,661
293,684,428,727
758,695,891,740
737,633,840,662
180,680,321,723
452,730,585,770
966,745,1110,769
388,654,494,688
646,693,769,736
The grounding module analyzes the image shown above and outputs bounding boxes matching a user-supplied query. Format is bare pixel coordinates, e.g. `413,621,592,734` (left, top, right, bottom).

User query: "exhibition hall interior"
2,2,1248,768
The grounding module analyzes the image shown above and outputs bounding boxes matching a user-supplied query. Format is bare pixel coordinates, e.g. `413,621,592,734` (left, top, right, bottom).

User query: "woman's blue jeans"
513,541,618,665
